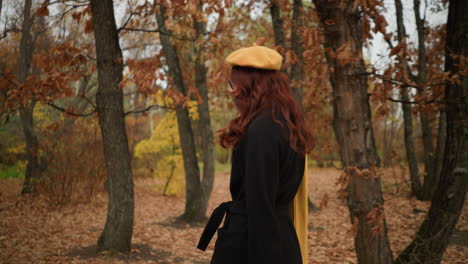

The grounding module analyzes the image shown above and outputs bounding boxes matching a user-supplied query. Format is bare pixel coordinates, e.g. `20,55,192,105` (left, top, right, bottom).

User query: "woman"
197,44,313,264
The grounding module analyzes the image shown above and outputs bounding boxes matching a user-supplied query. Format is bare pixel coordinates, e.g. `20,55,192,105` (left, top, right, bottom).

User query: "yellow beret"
225,43,282,70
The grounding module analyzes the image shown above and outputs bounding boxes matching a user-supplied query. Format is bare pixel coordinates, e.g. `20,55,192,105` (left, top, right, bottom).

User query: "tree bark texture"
193,3,215,212
270,0,318,211
431,111,446,196
17,0,40,194
413,0,436,201
382,114,398,168
383,121,389,167
290,0,305,106
90,0,135,253
395,0,468,261
401,87,423,198
419,113,435,200
155,1,206,222
270,0,286,48
394,0,424,199
313,1,394,263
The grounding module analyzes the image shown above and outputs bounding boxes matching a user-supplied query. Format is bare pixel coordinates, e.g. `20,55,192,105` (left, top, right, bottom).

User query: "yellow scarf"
289,155,308,264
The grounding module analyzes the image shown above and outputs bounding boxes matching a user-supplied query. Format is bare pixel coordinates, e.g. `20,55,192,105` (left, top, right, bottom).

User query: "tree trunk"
17,0,40,194
19,101,39,194
383,110,399,168
193,4,215,211
155,2,206,222
382,118,395,168
313,1,394,263
394,0,424,199
90,0,134,253
431,110,446,196
401,88,423,199
290,0,305,105
395,0,468,261
382,119,389,167
270,0,286,48
389,113,399,162
419,113,435,200
413,0,436,201
271,0,318,211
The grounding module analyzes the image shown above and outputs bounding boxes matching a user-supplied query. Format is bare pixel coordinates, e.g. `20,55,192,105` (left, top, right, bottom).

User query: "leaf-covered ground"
0,168,467,263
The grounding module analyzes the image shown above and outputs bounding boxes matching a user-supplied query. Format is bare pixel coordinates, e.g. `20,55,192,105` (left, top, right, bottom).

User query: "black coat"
198,107,305,264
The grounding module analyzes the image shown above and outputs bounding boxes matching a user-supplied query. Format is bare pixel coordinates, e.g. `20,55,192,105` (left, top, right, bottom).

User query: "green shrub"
0,162,25,179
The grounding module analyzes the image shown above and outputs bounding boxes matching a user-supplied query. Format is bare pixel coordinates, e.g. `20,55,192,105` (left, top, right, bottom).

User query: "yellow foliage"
4,143,27,173
151,89,172,107
33,103,53,128
149,90,199,120
32,102,65,131
187,100,199,120
134,112,185,196
6,144,25,154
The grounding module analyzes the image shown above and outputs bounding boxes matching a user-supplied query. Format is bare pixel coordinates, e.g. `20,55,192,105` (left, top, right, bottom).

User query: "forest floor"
0,168,467,264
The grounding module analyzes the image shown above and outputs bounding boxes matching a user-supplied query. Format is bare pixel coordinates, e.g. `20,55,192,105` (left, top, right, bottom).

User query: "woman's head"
228,66,286,114
217,65,314,155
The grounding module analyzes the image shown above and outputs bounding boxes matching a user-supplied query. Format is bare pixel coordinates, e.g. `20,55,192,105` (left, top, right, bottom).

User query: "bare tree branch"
118,27,194,41
77,75,96,109
46,101,96,117
48,0,89,6
37,4,88,37
362,71,447,90
386,95,442,105
0,73,18,87
0,23,20,41
62,3,88,8
124,103,173,116
118,0,135,32
81,93,95,108
119,26,166,35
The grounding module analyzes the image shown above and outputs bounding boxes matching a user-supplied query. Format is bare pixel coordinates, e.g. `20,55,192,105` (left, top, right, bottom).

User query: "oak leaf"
35,0,50,17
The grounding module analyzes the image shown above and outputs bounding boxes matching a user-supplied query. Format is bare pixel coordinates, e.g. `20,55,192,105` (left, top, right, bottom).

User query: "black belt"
196,200,290,251
197,201,237,251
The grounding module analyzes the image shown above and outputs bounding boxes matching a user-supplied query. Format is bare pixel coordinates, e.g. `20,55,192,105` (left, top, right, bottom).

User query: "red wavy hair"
216,66,314,156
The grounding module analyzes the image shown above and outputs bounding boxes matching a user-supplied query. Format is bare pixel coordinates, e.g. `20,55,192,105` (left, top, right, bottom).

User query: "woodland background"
0,0,466,263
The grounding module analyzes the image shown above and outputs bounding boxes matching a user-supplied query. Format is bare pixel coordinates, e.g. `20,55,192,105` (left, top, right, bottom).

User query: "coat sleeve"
244,117,283,263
